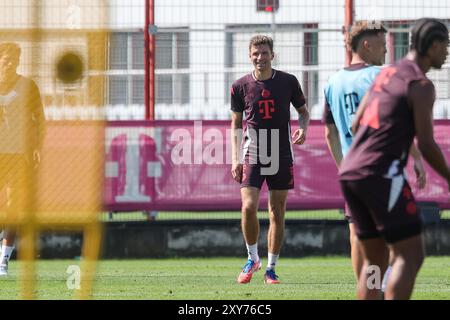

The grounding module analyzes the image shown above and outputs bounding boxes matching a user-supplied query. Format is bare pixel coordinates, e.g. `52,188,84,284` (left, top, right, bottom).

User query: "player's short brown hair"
0,42,21,60
249,35,274,53
347,21,387,52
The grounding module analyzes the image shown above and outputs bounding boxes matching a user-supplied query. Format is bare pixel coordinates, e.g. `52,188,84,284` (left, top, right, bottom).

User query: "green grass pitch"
0,256,449,299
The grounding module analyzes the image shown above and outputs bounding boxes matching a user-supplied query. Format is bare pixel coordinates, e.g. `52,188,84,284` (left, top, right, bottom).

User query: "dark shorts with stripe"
340,176,422,244
241,162,294,190
344,202,354,224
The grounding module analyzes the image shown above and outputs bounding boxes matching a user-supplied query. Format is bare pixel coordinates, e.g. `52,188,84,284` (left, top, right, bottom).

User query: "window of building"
256,0,279,12
155,29,190,105
108,32,145,105
109,30,190,106
303,23,319,106
384,22,410,63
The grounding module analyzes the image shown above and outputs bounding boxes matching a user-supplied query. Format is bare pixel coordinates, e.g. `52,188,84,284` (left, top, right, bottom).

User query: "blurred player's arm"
231,111,243,182
323,99,343,167
291,76,309,145
411,79,450,189
30,80,46,165
325,123,343,167
292,104,310,145
351,93,370,134
409,142,427,189
230,83,244,183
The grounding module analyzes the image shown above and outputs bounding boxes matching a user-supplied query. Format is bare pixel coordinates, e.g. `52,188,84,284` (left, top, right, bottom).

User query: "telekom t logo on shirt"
258,99,275,119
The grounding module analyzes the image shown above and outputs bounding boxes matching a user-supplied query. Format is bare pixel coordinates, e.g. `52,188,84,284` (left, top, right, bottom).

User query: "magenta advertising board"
102,120,450,211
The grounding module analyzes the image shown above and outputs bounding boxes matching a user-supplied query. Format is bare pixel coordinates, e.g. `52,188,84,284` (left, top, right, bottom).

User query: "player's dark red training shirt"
230,69,305,164
339,58,430,180
0,76,45,155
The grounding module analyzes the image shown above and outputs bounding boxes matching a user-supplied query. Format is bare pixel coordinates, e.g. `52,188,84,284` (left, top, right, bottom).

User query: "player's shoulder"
409,76,435,92
232,73,252,88
365,65,383,74
274,70,302,90
18,75,39,91
357,65,382,82
395,58,423,74
326,68,352,90
345,64,382,79
392,59,429,84
275,69,298,81
327,68,345,83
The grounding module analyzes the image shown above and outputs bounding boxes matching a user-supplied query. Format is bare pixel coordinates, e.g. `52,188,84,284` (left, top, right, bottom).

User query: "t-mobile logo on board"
258,99,275,119
105,128,163,203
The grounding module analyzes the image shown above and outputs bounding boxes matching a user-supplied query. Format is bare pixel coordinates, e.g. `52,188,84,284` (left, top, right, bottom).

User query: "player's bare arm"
30,81,46,168
409,142,427,189
325,123,343,167
351,92,370,134
292,104,310,145
231,111,243,182
411,79,450,189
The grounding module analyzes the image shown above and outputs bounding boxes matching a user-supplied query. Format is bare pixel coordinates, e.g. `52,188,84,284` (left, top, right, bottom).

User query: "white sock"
246,243,259,262
0,246,14,265
381,265,393,293
266,253,279,270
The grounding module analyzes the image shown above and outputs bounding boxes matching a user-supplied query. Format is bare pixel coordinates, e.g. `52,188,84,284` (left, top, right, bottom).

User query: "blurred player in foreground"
231,35,309,284
0,42,45,276
339,18,450,299
323,21,426,289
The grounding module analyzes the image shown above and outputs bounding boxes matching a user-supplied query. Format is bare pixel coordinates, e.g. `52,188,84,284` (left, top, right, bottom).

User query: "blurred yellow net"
0,0,106,299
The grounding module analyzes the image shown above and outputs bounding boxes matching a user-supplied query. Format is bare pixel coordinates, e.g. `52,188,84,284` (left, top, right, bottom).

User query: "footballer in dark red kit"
340,18,450,300
230,35,310,285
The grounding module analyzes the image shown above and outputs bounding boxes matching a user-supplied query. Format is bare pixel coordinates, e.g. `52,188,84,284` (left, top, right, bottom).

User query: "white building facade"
1,0,450,120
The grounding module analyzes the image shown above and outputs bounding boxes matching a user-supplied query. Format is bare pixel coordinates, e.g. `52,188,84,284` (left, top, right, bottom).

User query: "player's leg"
365,176,423,299
340,179,388,298
0,162,7,255
0,160,25,276
357,237,389,299
347,213,363,281
263,162,293,284
267,190,288,257
0,227,16,277
381,251,394,294
384,234,424,299
237,186,262,283
264,189,288,284
0,177,19,276
346,203,385,285
241,186,261,260
0,228,16,276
